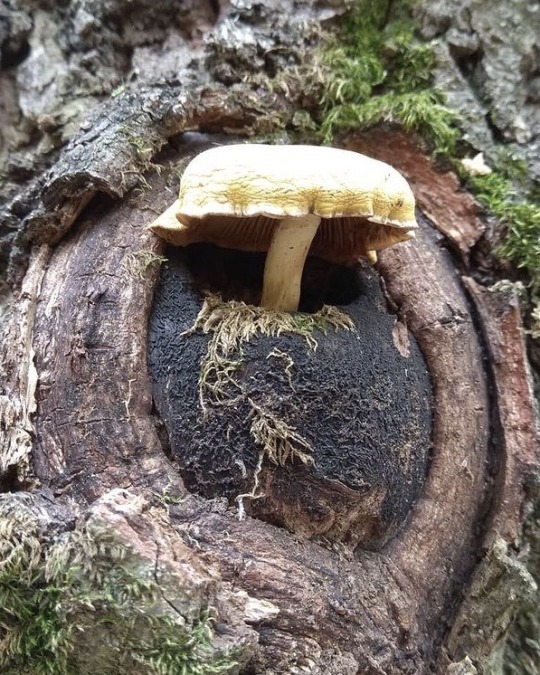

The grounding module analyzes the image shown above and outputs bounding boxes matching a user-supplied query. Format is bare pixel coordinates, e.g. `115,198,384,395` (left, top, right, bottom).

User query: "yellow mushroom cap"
150,144,417,263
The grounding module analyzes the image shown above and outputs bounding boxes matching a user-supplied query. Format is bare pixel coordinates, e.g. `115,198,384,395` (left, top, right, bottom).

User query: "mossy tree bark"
0,1,538,673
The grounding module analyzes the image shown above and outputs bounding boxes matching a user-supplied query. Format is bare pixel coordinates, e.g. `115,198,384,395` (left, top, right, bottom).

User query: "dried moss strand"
248,400,314,466
235,451,266,521
187,295,354,465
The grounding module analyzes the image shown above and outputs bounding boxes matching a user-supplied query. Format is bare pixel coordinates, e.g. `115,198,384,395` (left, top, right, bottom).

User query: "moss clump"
466,171,540,293
123,250,168,280
319,0,459,153
186,294,354,410
0,495,236,675
185,294,354,466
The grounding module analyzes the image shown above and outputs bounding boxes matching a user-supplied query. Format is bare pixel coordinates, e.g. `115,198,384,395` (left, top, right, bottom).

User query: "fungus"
150,144,417,311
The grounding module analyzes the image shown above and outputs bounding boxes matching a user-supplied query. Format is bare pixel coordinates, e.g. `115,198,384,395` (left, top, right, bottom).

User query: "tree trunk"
1,1,538,673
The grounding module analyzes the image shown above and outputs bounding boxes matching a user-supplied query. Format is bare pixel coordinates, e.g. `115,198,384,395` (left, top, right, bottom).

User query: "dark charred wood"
148,246,432,551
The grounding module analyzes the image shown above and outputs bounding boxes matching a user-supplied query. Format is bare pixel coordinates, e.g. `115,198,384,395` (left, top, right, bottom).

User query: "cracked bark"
0,1,538,673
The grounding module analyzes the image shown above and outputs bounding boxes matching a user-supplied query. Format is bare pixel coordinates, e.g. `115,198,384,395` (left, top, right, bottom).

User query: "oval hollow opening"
177,243,365,312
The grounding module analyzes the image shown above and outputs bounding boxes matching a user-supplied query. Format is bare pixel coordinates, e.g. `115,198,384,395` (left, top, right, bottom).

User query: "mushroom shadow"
181,243,365,312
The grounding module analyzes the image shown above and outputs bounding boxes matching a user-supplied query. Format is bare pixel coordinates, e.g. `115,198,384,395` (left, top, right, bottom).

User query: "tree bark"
1,1,538,673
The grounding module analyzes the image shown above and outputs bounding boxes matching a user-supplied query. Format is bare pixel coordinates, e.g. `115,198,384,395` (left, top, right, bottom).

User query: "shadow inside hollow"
180,242,366,312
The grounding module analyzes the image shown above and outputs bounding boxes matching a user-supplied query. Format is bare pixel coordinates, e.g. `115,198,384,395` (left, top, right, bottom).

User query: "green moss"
120,125,153,161
0,496,237,675
319,0,459,153
318,0,539,294
466,171,540,292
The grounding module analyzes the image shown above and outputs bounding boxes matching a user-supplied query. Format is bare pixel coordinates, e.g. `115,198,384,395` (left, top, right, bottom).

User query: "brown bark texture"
0,1,538,673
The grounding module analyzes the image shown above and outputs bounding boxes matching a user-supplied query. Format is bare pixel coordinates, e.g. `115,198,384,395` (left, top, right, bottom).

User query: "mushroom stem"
261,214,321,312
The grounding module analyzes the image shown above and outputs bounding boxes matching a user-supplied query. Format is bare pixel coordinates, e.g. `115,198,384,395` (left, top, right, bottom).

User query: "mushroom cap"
150,144,418,264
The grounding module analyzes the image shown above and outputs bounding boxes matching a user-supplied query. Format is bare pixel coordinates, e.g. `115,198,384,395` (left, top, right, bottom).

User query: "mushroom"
150,144,417,311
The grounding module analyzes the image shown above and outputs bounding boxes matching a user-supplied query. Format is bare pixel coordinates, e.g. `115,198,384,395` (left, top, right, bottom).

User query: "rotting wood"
0,244,49,484
20,149,509,672
463,277,539,545
3,114,537,675
2,128,536,675
346,131,486,264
